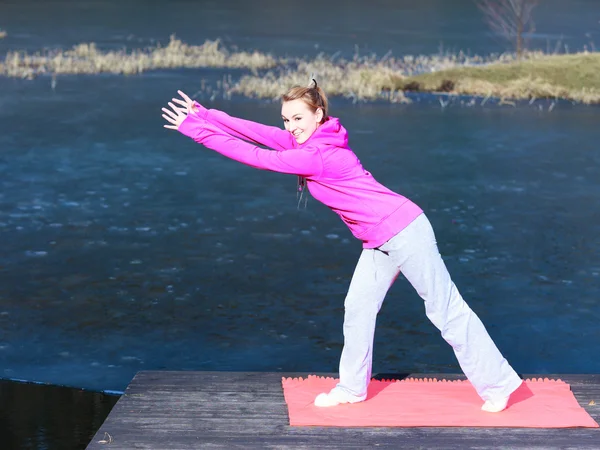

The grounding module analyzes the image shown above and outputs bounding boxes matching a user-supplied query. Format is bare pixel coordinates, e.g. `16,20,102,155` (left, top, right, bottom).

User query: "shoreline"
1,37,599,105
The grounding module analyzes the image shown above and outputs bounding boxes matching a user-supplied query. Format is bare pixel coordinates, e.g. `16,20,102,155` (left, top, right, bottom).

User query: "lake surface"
1,0,600,57
0,0,599,448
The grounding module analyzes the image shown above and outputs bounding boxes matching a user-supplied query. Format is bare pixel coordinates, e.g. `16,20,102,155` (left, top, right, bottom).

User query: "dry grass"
228,50,549,102
0,35,277,79
2,34,599,104
396,52,600,104
231,55,408,102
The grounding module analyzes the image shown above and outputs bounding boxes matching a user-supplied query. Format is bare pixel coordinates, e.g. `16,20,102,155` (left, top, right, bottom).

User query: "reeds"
2,35,599,104
0,35,277,79
228,50,552,102
230,55,408,102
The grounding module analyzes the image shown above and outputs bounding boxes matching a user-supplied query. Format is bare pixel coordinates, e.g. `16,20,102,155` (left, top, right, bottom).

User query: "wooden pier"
86,371,600,449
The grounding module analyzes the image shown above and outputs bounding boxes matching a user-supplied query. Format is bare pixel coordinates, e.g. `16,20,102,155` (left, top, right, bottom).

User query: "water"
0,0,599,448
1,78,598,389
0,380,117,450
1,0,599,57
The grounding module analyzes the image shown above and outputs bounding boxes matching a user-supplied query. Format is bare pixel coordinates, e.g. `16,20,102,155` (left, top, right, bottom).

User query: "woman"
161,83,522,412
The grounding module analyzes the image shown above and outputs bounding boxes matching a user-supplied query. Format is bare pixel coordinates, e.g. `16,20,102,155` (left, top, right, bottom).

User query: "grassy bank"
230,51,539,102
233,52,600,104
1,35,599,104
396,53,600,104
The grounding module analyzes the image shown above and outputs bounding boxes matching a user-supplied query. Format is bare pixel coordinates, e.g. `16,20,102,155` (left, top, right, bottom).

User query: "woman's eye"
295,117,301,121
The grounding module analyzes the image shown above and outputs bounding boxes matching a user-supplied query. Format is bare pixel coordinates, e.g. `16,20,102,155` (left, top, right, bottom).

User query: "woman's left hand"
162,90,197,130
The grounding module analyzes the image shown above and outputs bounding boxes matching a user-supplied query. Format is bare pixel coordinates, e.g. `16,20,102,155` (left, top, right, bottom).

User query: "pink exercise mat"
282,375,599,428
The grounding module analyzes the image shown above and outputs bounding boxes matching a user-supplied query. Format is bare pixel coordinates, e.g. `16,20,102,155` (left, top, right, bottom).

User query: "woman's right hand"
172,90,200,114
162,90,203,130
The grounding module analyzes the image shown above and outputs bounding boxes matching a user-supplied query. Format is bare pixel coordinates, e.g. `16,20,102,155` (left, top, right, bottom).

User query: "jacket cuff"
191,101,209,119
177,113,204,140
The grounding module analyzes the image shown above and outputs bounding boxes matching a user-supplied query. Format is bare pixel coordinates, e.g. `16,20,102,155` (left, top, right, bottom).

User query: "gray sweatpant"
337,213,522,401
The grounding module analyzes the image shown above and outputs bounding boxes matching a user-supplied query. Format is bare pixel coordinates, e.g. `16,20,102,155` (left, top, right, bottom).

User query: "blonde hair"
281,79,329,124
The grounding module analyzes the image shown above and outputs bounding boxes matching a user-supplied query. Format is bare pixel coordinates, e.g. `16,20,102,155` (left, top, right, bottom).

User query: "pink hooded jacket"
178,105,423,248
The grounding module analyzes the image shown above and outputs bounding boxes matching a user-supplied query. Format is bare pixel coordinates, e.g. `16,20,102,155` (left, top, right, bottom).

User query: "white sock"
481,395,509,413
314,387,366,407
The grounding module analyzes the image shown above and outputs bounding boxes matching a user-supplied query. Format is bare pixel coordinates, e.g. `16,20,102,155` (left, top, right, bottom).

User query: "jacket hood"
299,117,348,149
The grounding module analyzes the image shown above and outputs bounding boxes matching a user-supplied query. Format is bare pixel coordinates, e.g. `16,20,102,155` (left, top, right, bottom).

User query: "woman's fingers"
172,98,188,107
162,113,177,125
173,97,198,114
161,107,178,120
162,93,193,130
168,102,186,113
177,90,193,104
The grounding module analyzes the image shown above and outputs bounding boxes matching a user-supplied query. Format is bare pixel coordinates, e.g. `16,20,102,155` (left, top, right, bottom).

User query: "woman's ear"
315,108,324,123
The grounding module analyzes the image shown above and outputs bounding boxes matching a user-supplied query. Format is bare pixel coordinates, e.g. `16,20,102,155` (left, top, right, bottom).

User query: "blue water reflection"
0,0,599,394
0,73,598,392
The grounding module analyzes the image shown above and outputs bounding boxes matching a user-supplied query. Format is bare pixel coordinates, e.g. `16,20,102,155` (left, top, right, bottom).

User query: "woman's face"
281,99,323,144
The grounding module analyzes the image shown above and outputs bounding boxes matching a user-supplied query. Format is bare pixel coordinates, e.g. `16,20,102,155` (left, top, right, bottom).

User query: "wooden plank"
86,372,600,449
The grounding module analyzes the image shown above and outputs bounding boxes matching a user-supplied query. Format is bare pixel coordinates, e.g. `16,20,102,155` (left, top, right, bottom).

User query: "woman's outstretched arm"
163,97,322,177
172,91,295,151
